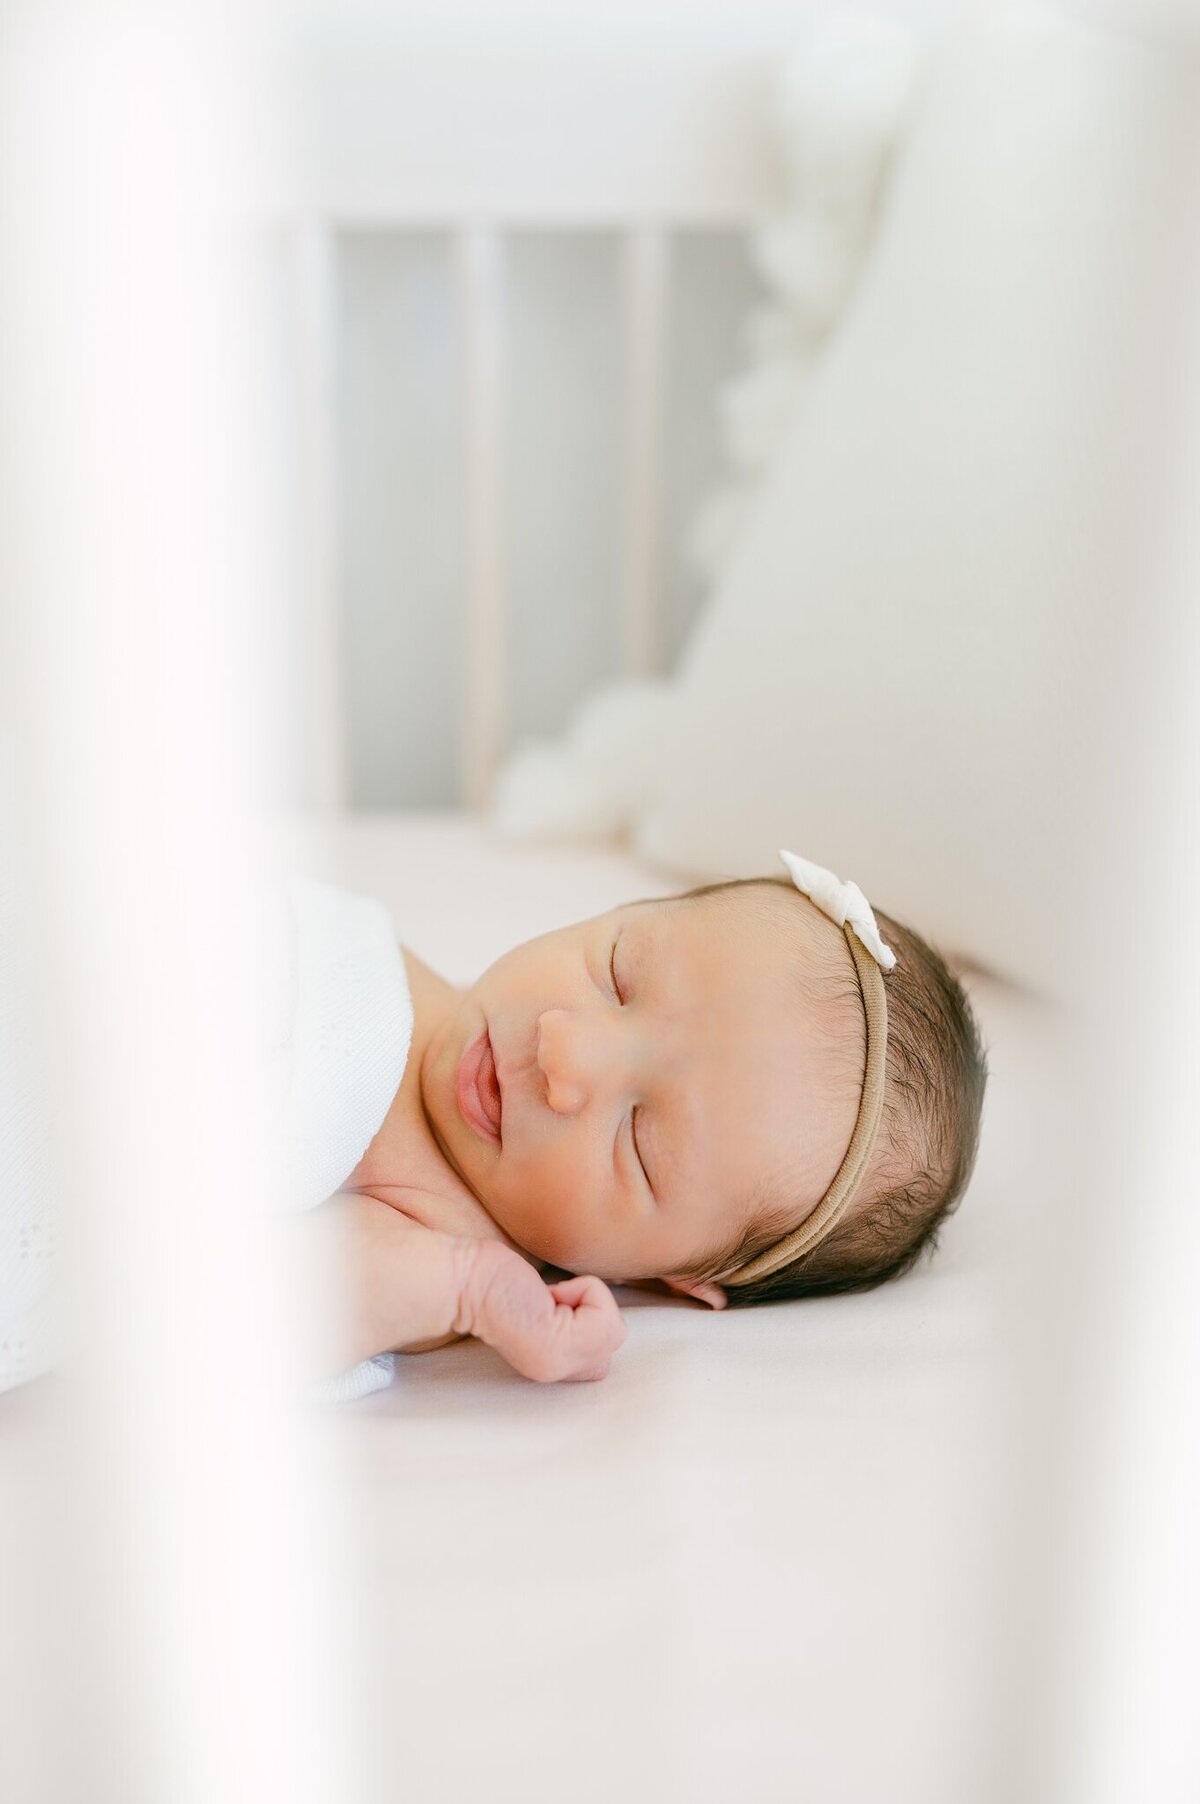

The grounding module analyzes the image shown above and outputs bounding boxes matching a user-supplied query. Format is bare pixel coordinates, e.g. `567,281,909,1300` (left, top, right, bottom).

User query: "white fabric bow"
778,849,897,970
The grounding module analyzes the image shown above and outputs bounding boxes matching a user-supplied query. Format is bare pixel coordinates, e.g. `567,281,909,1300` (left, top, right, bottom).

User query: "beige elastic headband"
723,852,894,1288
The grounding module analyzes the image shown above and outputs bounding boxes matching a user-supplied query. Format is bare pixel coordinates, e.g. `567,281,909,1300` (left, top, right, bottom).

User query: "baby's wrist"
449,1237,508,1342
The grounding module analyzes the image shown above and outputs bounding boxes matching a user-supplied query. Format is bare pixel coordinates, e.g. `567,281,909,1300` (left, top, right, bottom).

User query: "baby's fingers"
546,1275,628,1382
459,1244,626,1384
547,1274,616,1312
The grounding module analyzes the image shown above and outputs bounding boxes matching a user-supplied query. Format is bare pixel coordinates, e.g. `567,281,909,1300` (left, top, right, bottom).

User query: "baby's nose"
536,1008,605,1116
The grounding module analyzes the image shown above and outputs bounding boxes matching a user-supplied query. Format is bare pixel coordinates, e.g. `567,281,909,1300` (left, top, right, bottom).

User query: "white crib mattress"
277,809,1063,1803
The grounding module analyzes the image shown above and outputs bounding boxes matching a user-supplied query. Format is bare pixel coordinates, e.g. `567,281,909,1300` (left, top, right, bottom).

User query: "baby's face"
418,890,861,1298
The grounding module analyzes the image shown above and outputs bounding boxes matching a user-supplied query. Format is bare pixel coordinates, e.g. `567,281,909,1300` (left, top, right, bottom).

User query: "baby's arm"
289,1192,627,1385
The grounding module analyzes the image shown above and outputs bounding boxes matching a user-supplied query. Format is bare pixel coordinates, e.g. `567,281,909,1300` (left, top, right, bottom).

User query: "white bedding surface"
278,810,1066,1803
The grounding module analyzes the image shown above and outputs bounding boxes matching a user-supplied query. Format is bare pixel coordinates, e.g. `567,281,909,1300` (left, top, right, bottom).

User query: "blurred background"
273,0,817,815
2,3,1199,1802
271,0,1200,831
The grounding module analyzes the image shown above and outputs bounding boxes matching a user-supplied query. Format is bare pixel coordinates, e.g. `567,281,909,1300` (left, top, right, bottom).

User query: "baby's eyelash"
609,936,650,1192
609,937,624,1004
631,1107,650,1192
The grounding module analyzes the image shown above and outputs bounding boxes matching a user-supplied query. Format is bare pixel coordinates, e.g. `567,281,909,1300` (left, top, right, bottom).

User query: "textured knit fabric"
0,873,413,1403
280,878,413,1402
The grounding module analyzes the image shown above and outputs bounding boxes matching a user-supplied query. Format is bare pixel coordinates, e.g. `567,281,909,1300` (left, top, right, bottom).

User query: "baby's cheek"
517,1207,595,1274
510,1177,609,1273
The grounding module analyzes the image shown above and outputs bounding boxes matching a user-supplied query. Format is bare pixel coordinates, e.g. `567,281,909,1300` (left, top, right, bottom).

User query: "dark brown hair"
628,875,988,1305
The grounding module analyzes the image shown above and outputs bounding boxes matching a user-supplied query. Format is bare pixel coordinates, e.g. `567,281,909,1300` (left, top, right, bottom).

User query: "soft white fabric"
778,847,896,969
281,878,413,1214
0,870,410,1404
278,877,414,1402
311,1347,397,1404
686,11,921,582
489,15,918,846
630,5,1197,996
487,5,1198,998
489,677,678,845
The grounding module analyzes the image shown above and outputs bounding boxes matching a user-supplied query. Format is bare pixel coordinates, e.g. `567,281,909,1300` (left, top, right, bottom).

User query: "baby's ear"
661,1275,728,1311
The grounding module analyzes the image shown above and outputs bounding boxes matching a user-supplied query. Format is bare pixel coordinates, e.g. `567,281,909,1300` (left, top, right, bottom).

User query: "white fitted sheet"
276,809,1064,1803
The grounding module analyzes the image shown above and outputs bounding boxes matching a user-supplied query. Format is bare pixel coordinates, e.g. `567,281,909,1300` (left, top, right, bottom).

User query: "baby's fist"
454,1242,627,1383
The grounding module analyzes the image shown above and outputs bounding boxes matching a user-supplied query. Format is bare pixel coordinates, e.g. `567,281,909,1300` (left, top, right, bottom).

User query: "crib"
270,18,1065,1803
285,31,790,815
3,7,1199,1804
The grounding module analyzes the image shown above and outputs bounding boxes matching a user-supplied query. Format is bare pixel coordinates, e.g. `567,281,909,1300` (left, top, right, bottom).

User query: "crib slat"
2,19,362,1800
618,226,670,678
456,226,509,811
294,220,349,813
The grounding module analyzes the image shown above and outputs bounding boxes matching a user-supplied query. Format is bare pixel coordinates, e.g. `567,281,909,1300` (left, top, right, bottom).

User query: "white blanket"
0,872,413,1404
278,877,413,1402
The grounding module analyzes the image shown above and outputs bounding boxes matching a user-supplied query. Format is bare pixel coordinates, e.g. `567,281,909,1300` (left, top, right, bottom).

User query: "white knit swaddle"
0,867,413,1403
279,878,414,1402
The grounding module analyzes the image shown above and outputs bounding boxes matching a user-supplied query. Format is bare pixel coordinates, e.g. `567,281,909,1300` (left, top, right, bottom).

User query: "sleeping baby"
282,851,987,1400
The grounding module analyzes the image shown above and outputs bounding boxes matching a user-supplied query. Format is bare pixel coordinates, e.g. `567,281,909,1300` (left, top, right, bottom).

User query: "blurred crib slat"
618,226,671,681
456,226,509,813
293,218,349,815
287,42,782,812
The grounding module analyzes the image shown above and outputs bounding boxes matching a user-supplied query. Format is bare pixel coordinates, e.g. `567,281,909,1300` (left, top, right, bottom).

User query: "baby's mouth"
479,1031,503,1136
455,1026,503,1143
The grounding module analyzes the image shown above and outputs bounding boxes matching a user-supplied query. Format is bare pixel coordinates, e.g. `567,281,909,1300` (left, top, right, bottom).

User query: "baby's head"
419,864,987,1308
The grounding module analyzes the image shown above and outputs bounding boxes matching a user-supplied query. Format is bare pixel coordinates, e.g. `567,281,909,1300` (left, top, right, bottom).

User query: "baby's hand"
454,1240,627,1384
